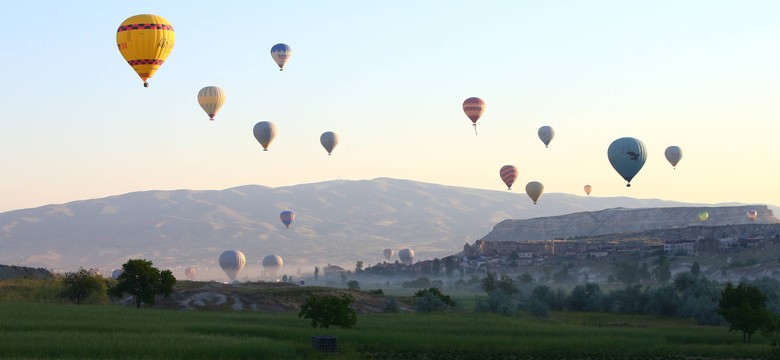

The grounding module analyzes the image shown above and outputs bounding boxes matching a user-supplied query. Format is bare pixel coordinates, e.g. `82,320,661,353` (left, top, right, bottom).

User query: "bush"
383,298,400,313
414,288,455,312
475,290,514,316
298,293,357,329
347,280,360,290
368,289,384,295
521,297,550,318
414,288,455,306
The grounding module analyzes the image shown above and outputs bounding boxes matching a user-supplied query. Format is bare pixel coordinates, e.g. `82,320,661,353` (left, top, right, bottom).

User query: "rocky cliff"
0,264,54,280
481,205,779,242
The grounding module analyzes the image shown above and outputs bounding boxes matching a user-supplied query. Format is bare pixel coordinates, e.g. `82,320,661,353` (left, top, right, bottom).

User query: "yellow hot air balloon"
197,86,226,121
698,211,709,222
116,14,175,88
525,181,544,205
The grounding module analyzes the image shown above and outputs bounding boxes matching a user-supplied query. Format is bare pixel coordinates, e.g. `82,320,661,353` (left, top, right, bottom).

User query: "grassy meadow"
0,298,775,360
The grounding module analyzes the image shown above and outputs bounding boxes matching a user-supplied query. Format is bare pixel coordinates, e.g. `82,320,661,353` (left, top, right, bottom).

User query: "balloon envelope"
262,255,284,275
185,267,197,280
499,165,518,190
607,137,647,187
280,211,295,229
462,97,485,134
584,185,592,196
698,211,709,222
538,126,555,148
320,132,339,155
253,121,277,151
116,14,175,87
398,248,415,265
111,269,123,280
197,86,226,121
525,181,544,204
219,250,246,282
270,43,291,71
383,248,394,261
747,210,758,221
664,146,683,169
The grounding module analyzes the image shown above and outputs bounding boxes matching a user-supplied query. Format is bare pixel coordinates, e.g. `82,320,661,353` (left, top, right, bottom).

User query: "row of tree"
61,259,175,308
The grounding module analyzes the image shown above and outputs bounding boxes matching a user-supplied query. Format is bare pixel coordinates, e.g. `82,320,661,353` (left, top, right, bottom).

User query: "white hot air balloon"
253,121,278,151
111,269,123,280
398,248,415,265
383,248,394,261
219,250,246,282
664,146,683,169
262,255,284,278
185,267,197,280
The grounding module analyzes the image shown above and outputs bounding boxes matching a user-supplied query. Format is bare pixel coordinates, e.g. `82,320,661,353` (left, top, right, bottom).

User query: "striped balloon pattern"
116,14,175,87
280,210,295,229
271,43,292,71
462,97,485,134
197,86,226,121
499,165,518,190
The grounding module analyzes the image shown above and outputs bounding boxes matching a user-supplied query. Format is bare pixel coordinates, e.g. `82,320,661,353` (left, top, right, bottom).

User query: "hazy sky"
1,1,778,213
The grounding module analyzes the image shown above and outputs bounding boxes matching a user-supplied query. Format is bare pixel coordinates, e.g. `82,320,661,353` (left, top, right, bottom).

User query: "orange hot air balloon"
499,165,518,190
584,185,592,196
116,14,175,88
462,97,485,134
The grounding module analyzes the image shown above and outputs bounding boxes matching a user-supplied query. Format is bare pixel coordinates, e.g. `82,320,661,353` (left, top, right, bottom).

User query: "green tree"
518,273,535,284
314,266,319,281
60,268,106,305
298,293,357,328
444,257,456,277
718,282,771,344
354,261,364,273
654,255,671,284
690,262,701,276
109,259,176,308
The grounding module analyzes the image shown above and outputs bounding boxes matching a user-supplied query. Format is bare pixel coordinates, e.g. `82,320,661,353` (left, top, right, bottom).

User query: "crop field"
0,300,774,360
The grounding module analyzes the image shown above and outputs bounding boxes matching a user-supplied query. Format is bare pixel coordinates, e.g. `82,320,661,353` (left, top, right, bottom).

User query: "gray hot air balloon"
253,121,278,151
320,131,339,155
664,146,683,169
219,250,246,282
607,137,647,187
398,248,415,265
538,126,555,148
525,181,544,204
383,248,394,261
262,255,284,277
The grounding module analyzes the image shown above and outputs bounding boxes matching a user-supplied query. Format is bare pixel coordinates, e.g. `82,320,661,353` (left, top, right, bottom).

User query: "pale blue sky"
1,1,779,212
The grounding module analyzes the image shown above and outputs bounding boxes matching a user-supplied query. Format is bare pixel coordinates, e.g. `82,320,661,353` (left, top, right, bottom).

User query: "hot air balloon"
607,137,647,187
499,165,519,190
219,250,246,282
116,14,175,88
185,267,197,280
280,211,295,229
253,121,277,151
111,269,123,280
262,255,284,277
525,181,544,204
698,211,709,222
398,248,415,265
747,210,758,221
320,132,339,155
664,146,683,169
584,185,592,196
197,86,226,121
462,97,485,135
383,248,394,261
270,43,291,71
538,126,555,148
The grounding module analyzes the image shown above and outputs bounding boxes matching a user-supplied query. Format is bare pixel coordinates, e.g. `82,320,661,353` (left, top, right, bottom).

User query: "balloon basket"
311,336,337,353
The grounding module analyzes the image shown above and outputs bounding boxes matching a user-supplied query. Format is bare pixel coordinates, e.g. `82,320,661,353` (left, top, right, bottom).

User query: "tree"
60,268,106,305
444,257,456,277
718,282,772,344
690,262,701,277
654,255,671,284
314,266,319,281
109,259,176,308
298,293,357,328
347,280,360,290
355,261,364,273
431,258,441,276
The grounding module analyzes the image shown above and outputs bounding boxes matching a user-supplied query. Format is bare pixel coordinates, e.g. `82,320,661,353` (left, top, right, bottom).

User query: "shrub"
383,298,400,313
368,289,384,295
414,288,455,306
475,290,514,316
298,293,357,329
521,297,550,318
347,280,360,290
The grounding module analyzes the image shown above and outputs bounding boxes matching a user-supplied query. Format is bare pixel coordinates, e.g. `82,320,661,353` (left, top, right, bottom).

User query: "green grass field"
0,300,774,360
